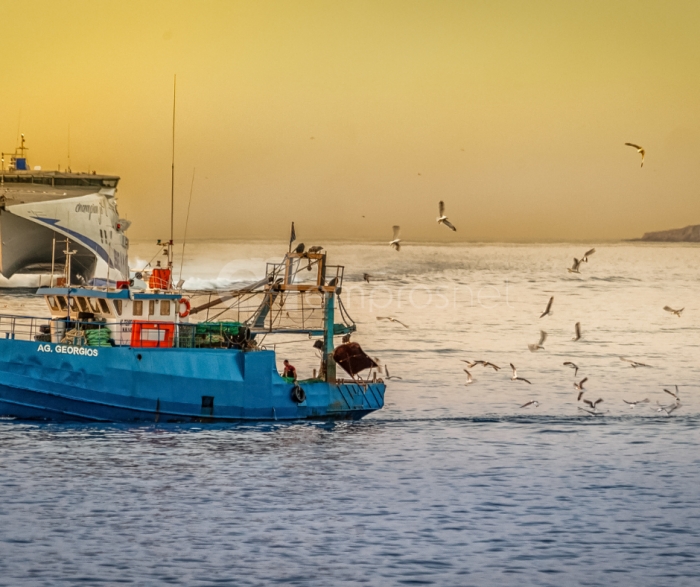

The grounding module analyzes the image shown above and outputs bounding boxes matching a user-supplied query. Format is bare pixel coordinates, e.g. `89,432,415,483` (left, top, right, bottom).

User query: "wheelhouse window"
133,300,143,316
68,297,77,310
98,299,111,315
160,300,171,316
77,297,89,313
88,298,101,313
148,300,155,316
113,300,122,316
57,296,68,310
46,296,59,311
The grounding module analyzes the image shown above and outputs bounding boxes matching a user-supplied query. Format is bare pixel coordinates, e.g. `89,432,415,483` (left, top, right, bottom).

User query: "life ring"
291,385,306,404
178,298,191,318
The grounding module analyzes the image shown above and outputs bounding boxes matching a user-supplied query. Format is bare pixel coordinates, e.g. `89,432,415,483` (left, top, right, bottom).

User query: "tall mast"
169,74,176,288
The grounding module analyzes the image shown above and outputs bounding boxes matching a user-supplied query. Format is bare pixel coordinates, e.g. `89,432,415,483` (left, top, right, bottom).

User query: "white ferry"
0,135,129,286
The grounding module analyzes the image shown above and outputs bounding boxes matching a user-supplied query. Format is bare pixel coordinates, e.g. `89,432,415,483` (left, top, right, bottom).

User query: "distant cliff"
638,225,700,242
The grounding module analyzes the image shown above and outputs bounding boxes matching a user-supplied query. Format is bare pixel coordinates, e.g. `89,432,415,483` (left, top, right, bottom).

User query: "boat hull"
0,340,385,422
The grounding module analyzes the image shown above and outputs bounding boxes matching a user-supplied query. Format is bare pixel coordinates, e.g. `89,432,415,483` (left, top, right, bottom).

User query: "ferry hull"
0,209,97,281
0,340,385,422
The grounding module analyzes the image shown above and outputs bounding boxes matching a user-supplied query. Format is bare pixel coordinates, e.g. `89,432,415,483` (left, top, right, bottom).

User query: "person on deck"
282,359,297,381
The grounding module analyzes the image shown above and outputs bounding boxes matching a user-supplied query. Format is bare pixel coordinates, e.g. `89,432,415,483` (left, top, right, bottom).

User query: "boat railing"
0,314,258,350
0,315,53,342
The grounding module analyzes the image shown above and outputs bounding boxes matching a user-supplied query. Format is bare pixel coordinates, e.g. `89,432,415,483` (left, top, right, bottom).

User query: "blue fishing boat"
0,247,386,422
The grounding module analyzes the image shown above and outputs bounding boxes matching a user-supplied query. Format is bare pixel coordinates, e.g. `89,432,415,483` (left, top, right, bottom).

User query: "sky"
1,0,699,243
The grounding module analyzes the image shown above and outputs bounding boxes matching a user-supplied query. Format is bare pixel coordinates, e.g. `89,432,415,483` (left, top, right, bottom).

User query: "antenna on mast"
179,167,195,283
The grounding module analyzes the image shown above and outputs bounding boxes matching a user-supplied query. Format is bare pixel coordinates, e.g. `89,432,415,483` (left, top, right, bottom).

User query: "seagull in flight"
520,400,539,409
540,296,554,318
572,322,582,341
528,330,547,352
663,306,684,317
574,377,588,401
568,258,582,274
623,398,649,408
376,316,409,328
390,226,401,251
625,143,645,167
620,357,651,368
436,201,457,231
583,398,604,412
461,360,500,371
363,273,372,283
510,363,532,384
464,369,474,385
563,361,579,377
582,248,595,263
657,402,680,416
462,360,483,368
384,365,403,380
663,385,680,401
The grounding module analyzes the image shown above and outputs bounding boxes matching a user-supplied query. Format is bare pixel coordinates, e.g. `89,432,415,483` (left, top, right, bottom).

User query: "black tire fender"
291,385,306,403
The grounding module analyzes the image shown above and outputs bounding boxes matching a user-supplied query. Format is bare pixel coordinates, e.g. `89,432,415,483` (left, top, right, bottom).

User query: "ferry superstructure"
0,136,129,285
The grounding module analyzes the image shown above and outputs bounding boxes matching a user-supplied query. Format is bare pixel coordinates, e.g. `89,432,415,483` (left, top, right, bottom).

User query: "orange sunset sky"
2,0,699,242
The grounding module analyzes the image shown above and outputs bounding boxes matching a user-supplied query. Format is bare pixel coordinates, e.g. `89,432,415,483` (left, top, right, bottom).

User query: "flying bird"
572,322,582,341
462,360,483,368
663,306,684,317
540,296,554,318
563,361,579,377
574,377,588,392
583,398,604,411
363,273,372,283
464,369,474,385
436,201,457,231
620,357,651,368
625,143,645,167
528,330,547,352
582,248,595,262
376,316,409,328
657,402,680,416
520,400,539,409
390,226,401,251
623,398,649,408
663,386,680,401
384,365,403,380
464,360,500,371
510,363,532,384
568,258,582,274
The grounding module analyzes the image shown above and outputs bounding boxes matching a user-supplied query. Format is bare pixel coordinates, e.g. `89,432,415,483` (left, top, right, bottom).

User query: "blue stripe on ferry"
32,216,113,268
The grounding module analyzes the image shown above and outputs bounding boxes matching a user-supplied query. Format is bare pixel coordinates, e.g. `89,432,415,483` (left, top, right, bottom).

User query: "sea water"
0,242,699,586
